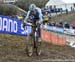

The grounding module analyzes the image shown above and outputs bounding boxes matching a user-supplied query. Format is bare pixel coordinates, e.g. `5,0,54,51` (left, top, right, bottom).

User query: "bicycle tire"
26,34,33,57
26,44,33,57
35,37,42,56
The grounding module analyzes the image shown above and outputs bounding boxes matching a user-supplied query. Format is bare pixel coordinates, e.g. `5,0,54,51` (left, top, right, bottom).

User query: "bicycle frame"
25,19,41,56
32,26,38,48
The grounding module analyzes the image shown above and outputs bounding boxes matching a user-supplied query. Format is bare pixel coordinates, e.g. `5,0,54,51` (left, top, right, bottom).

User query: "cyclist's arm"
36,8,43,24
24,11,30,23
22,11,31,29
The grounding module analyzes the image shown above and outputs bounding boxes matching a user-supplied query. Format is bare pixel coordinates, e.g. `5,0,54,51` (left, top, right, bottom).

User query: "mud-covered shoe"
38,38,41,42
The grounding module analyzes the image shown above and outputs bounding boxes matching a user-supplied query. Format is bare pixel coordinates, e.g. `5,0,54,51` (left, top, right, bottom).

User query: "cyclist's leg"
36,25,42,56
37,24,41,42
26,28,34,56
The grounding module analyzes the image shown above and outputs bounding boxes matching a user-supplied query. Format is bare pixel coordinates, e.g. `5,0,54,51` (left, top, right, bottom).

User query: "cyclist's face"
31,8,35,11
31,10,36,15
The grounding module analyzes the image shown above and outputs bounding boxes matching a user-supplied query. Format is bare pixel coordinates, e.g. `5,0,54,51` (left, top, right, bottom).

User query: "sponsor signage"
0,15,31,36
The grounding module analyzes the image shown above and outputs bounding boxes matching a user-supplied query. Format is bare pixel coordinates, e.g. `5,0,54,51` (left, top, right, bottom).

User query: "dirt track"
0,35,75,62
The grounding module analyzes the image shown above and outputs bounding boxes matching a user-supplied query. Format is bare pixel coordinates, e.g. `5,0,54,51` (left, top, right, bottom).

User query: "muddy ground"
0,34,75,62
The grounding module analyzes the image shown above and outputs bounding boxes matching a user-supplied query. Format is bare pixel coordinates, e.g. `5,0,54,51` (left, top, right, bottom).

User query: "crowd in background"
16,5,74,20
41,6,75,29
15,6,75,30
42,6,63,15
45,21,75,29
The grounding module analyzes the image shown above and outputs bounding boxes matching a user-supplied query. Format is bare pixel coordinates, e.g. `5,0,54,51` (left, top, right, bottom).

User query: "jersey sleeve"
36,7,43,24
24,11,30,23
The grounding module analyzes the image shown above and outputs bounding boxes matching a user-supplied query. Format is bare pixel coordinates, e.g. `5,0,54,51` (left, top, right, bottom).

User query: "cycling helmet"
29,4,36,11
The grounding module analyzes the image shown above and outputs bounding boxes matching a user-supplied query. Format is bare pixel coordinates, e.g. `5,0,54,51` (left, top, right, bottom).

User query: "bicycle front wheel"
26,34,33,57
36,38,42,56
26,44,33,57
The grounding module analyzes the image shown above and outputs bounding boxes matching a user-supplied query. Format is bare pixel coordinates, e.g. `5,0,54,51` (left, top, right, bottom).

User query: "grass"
51,11,75,24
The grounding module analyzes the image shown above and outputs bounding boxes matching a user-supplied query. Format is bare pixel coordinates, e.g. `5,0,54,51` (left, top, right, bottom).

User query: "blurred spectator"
16,14,23,20
70,24,75,29
60,8,63,14
43,11,50,25
42,7,50,15
48,23,52,26
71,6,74,12
58,21,63,28
64,22,70,28
71,7,73,11
50,22,56,26
54,5,57,14
65,8,68,14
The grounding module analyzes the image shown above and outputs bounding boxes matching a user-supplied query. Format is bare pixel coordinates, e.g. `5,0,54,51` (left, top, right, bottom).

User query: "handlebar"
25,22,32,26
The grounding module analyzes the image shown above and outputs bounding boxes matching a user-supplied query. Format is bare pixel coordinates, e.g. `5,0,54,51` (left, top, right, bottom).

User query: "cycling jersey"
24,7,43,24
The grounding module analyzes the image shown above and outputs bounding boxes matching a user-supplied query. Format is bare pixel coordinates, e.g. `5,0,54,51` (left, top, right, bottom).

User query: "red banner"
41,29,66,46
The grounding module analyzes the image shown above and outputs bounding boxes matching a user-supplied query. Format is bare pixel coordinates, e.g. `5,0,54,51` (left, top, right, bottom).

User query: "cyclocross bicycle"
23,20,42,56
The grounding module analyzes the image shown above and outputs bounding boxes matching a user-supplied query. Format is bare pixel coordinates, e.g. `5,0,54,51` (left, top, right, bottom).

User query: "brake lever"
22,23,26,30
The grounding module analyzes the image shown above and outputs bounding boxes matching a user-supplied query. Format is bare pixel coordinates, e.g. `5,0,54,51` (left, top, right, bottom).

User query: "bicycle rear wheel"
35,38,42,56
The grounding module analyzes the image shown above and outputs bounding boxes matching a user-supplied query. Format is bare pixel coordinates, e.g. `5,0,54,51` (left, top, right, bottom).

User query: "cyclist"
23,4,43,42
